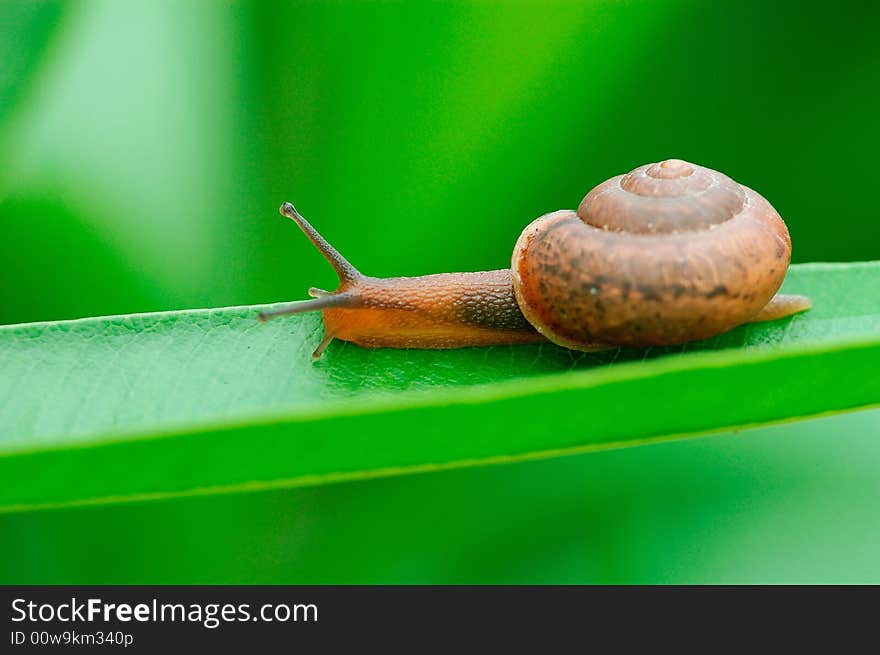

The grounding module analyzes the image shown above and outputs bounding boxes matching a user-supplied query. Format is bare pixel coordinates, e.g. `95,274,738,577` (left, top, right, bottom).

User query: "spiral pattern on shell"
511,159,792,349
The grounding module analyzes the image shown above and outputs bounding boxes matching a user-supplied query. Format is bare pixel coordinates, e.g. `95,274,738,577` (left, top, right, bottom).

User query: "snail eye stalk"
279,202,360,284
258,203,366,323
256,291,358,322
258,203,369,359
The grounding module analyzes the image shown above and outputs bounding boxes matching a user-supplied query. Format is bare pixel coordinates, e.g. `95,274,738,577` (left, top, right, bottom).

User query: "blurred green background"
1,0,878,583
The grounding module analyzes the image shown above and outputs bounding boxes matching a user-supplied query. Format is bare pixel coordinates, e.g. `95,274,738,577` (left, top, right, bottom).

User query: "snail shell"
511,159,792,349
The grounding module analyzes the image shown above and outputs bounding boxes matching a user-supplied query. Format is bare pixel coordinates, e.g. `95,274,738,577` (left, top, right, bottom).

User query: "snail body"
259,159,811,359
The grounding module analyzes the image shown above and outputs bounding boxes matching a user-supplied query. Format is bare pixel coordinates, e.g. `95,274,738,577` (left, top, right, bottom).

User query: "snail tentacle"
279,202,361,283
257,291,360,323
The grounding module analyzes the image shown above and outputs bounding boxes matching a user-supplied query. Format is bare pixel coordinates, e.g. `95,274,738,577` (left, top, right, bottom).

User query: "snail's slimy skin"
258,160,811,359
321,270,545,350
512,160,792,349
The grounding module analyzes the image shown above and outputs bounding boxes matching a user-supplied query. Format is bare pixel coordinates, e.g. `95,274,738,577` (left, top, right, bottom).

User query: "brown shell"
511,159,792,349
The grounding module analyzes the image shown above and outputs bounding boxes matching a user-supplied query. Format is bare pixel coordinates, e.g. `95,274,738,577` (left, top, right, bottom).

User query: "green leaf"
1,262,878,513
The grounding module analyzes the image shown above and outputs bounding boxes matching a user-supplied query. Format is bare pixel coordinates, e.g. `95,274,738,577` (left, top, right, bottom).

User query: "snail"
259,159,811,359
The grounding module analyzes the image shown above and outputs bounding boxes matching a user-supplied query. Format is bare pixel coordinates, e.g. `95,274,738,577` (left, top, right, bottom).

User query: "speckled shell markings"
511,159,792,349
